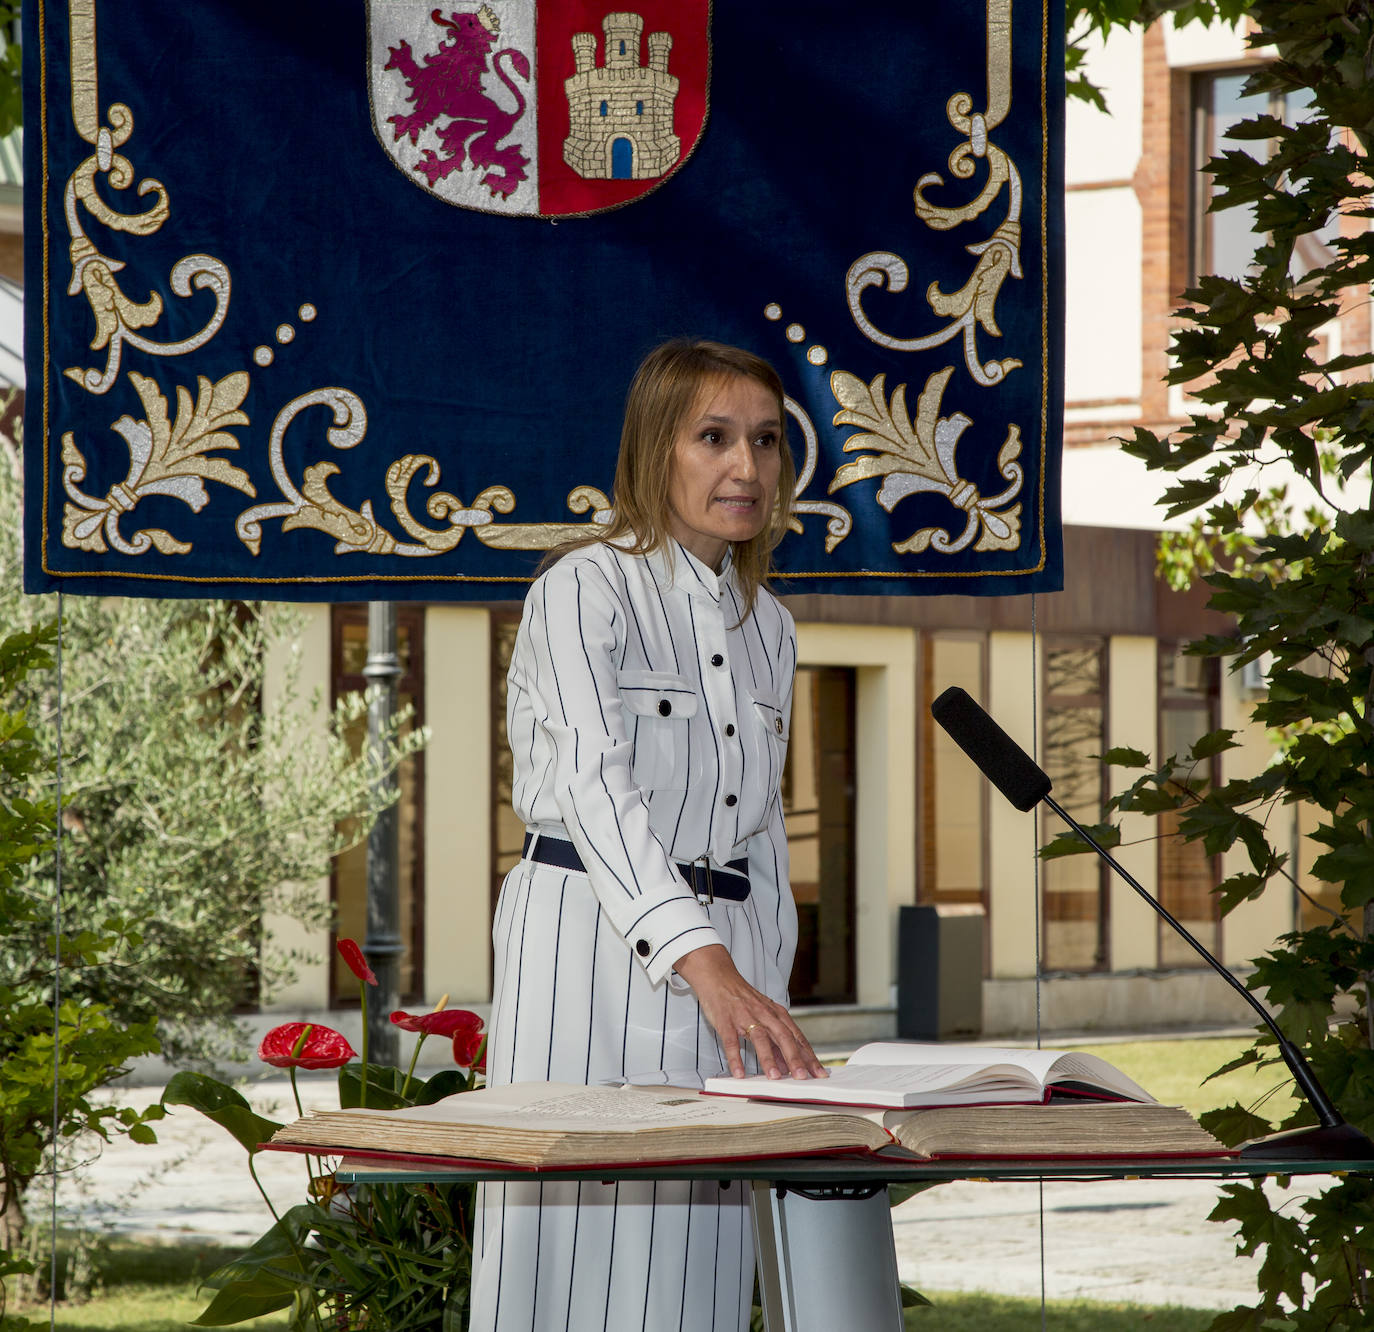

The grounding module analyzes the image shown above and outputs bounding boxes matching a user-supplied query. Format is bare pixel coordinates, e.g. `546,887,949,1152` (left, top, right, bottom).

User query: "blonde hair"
546,339,796,620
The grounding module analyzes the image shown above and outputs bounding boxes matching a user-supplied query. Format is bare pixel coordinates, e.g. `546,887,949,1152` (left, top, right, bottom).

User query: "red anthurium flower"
452,1018,485,1069
258,1022,357,1070
336,938,377,986
390,1008,485,1040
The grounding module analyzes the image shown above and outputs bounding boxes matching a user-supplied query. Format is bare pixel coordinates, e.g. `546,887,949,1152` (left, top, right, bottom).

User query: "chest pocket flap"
616,670,700,721
617,670,698,791
750,689,789,743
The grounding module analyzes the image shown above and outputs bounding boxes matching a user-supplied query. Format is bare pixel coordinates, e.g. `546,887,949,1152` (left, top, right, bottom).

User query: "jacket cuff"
611,890,722,987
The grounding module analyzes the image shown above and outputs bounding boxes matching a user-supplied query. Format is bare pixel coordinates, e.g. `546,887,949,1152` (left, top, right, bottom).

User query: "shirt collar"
645,540,734,603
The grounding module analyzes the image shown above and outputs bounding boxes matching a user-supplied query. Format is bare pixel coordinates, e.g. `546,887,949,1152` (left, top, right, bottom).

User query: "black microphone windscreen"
930,686,1052,812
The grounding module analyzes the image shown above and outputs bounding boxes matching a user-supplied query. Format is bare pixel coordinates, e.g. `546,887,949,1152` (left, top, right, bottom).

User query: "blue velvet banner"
23,0,1063,601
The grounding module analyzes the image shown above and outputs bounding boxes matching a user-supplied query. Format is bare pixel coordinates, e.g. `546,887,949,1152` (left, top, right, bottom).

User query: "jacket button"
636,939,651,957
724,794,737,807
658,699,672,716
725,724,735,737
710,653,724,667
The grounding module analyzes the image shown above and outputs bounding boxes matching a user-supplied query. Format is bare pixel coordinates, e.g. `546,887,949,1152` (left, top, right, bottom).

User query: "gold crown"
477,4,499,35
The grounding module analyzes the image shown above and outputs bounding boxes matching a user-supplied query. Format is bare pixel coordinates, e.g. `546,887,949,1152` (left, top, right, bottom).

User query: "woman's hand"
673,944,828,1080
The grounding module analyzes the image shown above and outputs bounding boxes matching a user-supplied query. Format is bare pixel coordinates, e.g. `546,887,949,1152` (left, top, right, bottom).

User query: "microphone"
930,685,1051,812
931,685,1374,1162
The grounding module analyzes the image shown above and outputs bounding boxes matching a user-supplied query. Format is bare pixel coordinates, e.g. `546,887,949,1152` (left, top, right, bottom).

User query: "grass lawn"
31,1288,289,1332
16,1237,1218,1332
22,1279,1221,1332
908,1291,1218,1329
11,1238,290,1331
1070,1035,1299,1123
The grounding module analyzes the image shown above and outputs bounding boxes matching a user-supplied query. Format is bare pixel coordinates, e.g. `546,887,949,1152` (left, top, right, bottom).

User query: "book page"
329,1083,873,1134
703,1061,1043,1108
1031,1053,1153,1103
849,1042,1066,1079
847,1043,1153,1103
270,1081,898,1165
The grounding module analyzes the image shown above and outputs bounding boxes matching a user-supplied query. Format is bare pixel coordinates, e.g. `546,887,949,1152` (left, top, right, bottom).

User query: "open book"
266,1080,1227,1168
704,1042,1154,1110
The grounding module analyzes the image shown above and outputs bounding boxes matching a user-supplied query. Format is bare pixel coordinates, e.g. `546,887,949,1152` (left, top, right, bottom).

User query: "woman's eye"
701,429,724,445
755,433,778,449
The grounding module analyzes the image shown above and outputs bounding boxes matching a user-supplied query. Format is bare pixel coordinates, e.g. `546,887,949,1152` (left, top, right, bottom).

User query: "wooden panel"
781,526,1233,641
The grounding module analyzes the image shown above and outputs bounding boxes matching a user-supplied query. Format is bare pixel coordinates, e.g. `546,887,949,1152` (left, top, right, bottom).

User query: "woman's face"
665,375,782,572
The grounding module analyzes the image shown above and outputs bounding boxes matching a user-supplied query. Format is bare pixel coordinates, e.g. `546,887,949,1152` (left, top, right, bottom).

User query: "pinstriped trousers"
468,859,771,1332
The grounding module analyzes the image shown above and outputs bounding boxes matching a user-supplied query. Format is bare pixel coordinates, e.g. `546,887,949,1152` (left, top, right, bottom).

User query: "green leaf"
338,1062,413,1110
1200,1104,1276,1149
1126,785,1191,815
162,1071,284,1154
888,1181,940,1209
1205,1309,1267,1332
414,1068,473,1105
1311,843,1374,902
1217,872,1268,915
193,1205,320,1325
1038,823,1119,859
1100,746,1151,768
1205,1044,1266,1081
1188,729,1239,760
1177,802,1270,861
191,1280,297,1327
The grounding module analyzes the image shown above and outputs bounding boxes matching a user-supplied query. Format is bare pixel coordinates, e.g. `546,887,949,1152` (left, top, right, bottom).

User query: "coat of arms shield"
367,1,710,217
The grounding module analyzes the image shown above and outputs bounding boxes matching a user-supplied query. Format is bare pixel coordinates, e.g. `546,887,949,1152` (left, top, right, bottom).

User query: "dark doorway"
786,666,857,1004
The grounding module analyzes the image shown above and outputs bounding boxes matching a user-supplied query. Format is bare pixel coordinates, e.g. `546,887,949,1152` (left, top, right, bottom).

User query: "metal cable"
1031,592,1047,1332
48,592,64,1328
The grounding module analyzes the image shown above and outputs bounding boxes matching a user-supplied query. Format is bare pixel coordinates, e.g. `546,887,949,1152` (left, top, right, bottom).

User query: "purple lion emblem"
385,5,531,198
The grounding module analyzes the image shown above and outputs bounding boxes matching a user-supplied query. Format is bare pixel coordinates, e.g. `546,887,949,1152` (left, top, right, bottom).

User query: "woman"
470,340,825,1332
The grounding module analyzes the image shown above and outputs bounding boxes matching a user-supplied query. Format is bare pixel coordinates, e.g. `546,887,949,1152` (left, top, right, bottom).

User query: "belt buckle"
696,855,714,904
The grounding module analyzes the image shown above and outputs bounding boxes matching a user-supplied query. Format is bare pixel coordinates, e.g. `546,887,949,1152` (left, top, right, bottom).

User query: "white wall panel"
1065,189,1143,402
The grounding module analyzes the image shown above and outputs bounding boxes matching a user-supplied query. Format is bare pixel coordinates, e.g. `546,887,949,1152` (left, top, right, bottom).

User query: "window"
636,100,643,116
785,667,856,1005
599,100,608,117
330,605,426,1004
1191,71,1339,283
491,610,524,911
1157,645,1220,967
920,634,987,911
1040,639,1108,971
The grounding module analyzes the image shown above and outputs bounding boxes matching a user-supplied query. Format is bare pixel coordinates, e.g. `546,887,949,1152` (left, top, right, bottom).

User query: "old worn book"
266,1080,1228,1167
705,1042,1154,1110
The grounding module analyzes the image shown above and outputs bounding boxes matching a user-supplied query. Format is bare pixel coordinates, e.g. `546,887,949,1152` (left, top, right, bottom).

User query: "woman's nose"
729,439,758,480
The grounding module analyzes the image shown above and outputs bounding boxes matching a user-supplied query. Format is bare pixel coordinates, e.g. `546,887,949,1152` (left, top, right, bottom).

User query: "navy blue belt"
522,833,751,902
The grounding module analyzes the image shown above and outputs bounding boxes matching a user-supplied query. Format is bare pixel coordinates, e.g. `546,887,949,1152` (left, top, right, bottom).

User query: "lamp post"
362,600,403,1065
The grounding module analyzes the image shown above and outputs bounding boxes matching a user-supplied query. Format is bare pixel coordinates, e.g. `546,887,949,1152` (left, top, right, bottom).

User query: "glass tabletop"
333,1153,1374,1187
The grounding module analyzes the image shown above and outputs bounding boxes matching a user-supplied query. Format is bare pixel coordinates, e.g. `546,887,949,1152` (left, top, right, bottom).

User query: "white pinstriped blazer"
506,537,798,996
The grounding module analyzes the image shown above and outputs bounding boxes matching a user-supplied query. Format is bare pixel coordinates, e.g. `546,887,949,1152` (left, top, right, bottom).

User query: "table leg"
749,1182,905,1331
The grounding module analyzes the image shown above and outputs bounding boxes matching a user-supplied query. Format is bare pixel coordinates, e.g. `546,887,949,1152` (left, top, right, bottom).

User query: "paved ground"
51,1069,1321,1314
890,1174,1296,1311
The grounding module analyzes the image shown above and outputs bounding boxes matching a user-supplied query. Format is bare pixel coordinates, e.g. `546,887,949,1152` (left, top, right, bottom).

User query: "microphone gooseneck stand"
931,685,1374,1162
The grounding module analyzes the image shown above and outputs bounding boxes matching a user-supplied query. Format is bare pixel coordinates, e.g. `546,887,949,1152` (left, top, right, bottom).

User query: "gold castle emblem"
563,13,680,180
